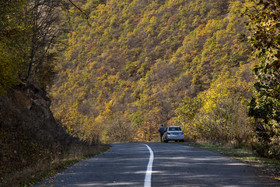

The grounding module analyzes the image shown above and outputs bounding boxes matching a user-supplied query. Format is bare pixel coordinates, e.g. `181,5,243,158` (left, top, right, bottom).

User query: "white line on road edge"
144,144,154,187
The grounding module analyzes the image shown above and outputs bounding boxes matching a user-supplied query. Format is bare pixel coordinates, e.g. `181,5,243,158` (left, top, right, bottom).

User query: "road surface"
36,143,279,186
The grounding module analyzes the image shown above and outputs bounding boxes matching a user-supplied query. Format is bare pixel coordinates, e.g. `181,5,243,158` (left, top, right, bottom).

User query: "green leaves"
246,0,280,119
245,0,280,158
0,0,29,94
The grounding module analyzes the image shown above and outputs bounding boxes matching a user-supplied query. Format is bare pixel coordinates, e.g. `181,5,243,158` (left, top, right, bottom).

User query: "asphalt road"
36,143,280,186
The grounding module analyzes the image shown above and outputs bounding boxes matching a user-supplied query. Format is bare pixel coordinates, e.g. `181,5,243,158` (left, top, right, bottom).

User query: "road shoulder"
182,142,280,181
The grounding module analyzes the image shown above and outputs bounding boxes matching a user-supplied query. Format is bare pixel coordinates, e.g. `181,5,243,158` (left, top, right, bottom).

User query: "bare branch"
66,0,89,20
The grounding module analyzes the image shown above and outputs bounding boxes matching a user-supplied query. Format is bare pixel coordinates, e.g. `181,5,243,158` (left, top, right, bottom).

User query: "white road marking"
144,144,154,187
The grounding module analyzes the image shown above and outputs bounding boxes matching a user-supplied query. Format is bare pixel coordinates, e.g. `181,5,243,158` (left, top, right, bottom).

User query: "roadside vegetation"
1,143,110,186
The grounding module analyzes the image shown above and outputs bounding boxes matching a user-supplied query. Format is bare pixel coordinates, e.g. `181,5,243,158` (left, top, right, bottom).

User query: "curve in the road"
144,144,154,187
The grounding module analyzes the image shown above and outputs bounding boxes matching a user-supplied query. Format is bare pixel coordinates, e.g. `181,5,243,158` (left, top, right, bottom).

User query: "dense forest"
51,0,254,143
50,0,280,158
1,0,279,165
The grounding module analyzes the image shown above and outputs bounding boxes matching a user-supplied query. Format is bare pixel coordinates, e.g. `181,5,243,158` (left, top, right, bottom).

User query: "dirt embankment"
0,83,77,183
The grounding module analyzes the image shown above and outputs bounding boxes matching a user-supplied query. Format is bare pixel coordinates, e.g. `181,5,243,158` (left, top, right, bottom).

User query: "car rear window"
169,127,181,131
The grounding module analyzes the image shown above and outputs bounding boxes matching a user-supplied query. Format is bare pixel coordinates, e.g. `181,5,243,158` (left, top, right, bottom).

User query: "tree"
0,0,91,93
0,0,28,93
245,0,280,158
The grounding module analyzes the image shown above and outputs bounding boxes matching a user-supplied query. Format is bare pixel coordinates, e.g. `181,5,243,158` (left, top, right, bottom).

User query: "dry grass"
1,143,110,186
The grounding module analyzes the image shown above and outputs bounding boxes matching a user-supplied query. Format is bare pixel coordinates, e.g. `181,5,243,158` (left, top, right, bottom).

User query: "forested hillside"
0,1,110,185
1,1,279,175
51,0,255,143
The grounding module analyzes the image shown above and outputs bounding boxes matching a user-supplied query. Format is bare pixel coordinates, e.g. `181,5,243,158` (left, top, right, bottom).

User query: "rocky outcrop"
0,83,76,176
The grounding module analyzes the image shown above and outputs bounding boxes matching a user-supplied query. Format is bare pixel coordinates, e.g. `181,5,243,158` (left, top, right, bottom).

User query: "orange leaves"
167,14,179,25
97,66,105,73
87,61,97,70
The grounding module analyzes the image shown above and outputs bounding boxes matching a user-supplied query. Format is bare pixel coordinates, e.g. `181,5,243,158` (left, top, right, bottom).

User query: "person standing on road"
158,125,165,142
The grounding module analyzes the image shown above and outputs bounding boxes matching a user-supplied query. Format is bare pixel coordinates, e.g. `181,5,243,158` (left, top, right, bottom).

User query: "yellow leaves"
49,0,258,144
87,61,97,70
95,99,114,120
150,16,157,25
95,115,104,124
198,19,225,38
96,4,105,10
199,71,249,113
183,35,190,44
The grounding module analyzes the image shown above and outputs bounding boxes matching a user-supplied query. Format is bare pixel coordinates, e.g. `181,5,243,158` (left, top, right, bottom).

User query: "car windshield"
168,127,181,131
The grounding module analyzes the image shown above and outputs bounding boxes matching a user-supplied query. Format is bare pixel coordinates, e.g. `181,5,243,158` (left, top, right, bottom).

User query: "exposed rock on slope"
0,83,75,177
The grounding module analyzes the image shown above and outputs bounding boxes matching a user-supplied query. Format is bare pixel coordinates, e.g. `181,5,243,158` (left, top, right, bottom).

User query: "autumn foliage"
50,0,255,144
1,0,279,159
